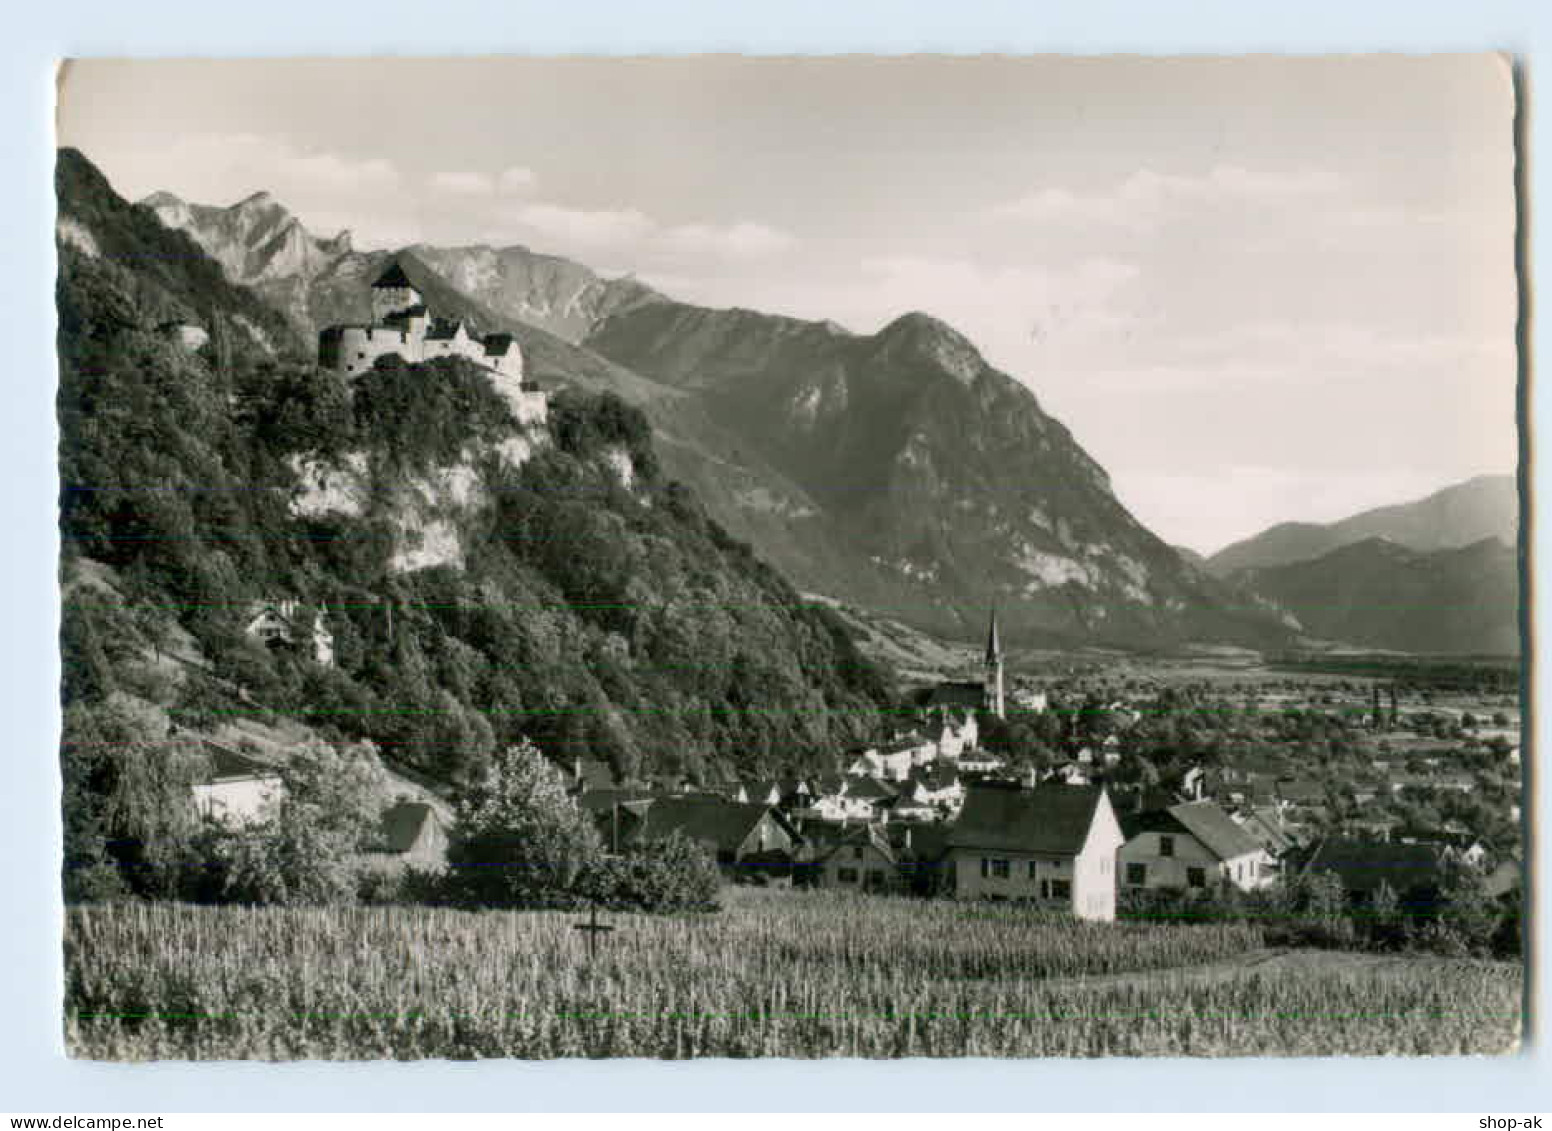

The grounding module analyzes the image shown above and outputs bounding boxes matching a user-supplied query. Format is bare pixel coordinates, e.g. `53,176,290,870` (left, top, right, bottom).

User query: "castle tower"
984,608,1005,720
371,262,422,325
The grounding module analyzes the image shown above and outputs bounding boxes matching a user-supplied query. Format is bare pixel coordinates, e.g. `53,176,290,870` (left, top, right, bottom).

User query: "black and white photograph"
53,53,1525,1061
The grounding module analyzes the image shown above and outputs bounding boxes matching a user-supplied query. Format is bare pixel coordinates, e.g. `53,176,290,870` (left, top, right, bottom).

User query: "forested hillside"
57,147,892,813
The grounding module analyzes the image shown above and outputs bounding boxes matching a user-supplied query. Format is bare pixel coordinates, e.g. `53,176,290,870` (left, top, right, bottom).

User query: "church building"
924,608,1007,721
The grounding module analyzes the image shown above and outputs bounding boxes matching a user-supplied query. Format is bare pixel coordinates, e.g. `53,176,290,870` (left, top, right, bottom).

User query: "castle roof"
383,305,428,327
482,333,516,357
985,609,1002,663
424,318,465,341
373,263,414,289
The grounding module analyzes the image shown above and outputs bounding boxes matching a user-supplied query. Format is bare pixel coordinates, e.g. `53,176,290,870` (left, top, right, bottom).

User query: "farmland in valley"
66,890,1520,1059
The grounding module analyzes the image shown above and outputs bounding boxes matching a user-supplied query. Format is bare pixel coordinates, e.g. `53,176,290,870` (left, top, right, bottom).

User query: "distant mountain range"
1206,475,1518,576
135,180,1517,654
1230,536,1520,655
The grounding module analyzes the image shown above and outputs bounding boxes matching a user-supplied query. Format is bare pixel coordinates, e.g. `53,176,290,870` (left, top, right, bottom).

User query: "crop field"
65,890,1522,1059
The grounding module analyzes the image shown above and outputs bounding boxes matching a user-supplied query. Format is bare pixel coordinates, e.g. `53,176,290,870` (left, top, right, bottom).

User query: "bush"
199,739,387,906
578,831,722,914
357,864,448,907
444,739,603,909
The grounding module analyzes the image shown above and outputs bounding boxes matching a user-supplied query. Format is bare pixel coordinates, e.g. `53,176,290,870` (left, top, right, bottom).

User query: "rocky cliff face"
585,301,1292,647
141,190,354,328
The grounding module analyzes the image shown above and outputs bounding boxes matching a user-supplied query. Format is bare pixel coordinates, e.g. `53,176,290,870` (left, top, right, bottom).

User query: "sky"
55,55,1519,555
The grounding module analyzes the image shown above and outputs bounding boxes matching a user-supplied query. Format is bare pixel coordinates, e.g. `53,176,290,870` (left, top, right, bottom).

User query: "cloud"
845,254,1144,370
991,164,1345,230
499,201,655,249
429,166,537,199
429,170,495,196
1091,322,1518,394
497,166,538,194
483,201,795,265
160,132,400,203
659,221,794,258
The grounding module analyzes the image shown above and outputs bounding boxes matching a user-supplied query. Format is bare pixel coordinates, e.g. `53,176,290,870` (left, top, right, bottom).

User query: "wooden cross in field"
573,902,614,961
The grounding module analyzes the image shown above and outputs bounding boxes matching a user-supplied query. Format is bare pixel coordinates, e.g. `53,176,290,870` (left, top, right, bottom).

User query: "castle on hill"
318,262,527,384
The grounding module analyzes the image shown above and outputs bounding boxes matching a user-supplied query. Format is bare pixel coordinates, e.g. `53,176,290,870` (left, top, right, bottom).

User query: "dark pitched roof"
985,609,1002,663
482,332,515,357
629,797,794,855
424,317,465,341
820,824,896,864
948,782,1107,856
811,774,845,797
794,817,849,850
198,739,278,783
576,788,656,812
1301,838,1444,896
1482,857,1522,900
913,765,960,790
887,822,952,861
928,682,985,710
382,305,429,327
1240,807,1296,853
378,801,439,853
1166,801,1263,862
843,775,897,801
373,262,414,289
1276,778,1325,803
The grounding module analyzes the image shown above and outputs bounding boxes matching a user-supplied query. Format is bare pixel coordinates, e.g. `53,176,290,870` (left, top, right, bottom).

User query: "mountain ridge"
1207,474,1518,576
1230,534,1520,656
130,176,1297,649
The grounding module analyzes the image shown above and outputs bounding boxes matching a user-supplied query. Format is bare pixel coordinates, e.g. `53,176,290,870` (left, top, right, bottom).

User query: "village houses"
1118,799,1276,894
191,740,285,826
946,781,1126,921
244,599,334,667
814,823,898,893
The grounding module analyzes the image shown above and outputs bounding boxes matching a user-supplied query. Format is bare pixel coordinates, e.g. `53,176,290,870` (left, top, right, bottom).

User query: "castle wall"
423,325,474,362
333,325,422,376
322,278,540,428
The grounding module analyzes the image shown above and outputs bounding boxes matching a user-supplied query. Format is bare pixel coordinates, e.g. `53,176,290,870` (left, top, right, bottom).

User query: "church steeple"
984,607,1005,720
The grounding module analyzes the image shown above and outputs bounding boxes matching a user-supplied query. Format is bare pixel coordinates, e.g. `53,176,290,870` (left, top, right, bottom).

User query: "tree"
205,738,388,906
61,694,207,900
60,594,119,706
579,830,721,913
445,738,603,908
1429,862,1501,957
